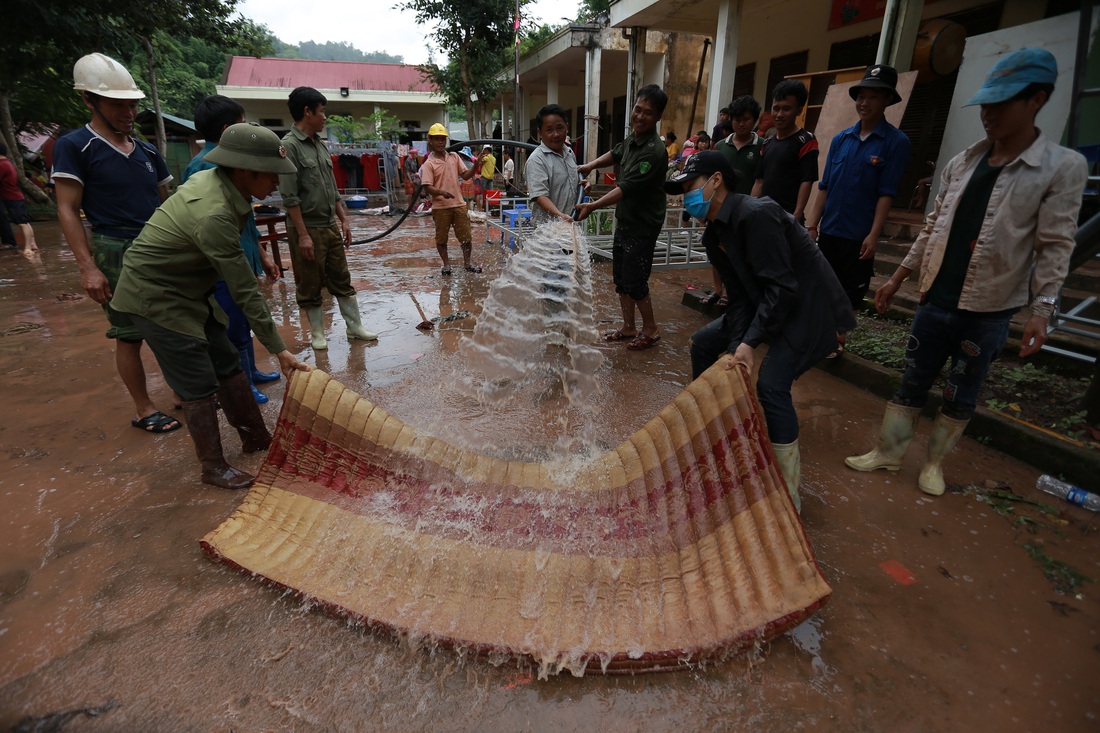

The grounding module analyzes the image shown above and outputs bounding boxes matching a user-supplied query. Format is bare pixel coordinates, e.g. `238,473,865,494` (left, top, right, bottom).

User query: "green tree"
293,41,404,64
575,0,610,21
1,0,113,201
401,0,533,140
122,25,273,119
326,110,403,143
518,23,560,56
1,0,268,186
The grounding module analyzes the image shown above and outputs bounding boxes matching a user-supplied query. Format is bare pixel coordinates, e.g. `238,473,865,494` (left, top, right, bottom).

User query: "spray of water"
457,220,605,459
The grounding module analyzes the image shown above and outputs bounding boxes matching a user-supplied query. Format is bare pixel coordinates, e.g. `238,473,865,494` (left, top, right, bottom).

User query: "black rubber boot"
217,371,273,453
180,396,255,490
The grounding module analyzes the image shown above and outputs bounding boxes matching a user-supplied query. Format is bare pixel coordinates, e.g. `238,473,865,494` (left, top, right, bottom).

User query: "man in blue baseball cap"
846,48,1087,497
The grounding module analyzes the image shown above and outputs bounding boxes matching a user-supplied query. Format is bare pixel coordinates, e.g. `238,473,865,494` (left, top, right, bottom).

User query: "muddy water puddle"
1,220,1098,731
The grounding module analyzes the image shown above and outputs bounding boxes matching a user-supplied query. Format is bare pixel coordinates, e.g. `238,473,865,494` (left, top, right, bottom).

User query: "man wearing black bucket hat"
111,123,311,490
667,151,855,512
805,64,911,358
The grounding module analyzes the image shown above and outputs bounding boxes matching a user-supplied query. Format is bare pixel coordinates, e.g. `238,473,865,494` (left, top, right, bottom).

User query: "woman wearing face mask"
666,151,855,512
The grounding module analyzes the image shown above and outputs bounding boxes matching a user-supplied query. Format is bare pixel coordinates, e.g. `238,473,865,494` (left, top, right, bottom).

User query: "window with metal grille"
766,51,808,100
733,63,756,100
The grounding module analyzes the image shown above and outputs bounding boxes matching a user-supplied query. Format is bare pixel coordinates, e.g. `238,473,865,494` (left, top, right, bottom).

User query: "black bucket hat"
849,64,902,106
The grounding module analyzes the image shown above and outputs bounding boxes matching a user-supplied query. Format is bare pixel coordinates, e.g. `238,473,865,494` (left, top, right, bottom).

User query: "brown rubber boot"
217,371,272,453
180,396,255,490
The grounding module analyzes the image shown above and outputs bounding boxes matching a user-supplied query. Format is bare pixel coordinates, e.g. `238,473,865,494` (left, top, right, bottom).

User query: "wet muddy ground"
1,217,1098,731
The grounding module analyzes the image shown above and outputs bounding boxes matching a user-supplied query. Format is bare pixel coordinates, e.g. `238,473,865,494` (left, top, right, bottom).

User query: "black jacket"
705,194,856,375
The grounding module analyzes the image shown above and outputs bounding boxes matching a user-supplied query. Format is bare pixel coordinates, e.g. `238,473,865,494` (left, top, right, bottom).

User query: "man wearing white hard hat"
52,53,180,435
111,123,311,490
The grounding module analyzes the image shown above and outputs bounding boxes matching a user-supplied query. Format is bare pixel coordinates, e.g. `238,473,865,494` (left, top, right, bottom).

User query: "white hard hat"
73,53,145,100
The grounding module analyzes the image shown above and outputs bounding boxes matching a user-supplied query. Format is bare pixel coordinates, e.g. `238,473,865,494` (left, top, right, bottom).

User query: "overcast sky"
236,0,575,66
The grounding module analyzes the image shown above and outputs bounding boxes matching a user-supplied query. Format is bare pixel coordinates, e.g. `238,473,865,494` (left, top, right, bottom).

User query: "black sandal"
131,411,182,434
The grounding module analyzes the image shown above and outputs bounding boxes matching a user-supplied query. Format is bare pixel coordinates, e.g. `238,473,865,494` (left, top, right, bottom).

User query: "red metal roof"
223,56,437,93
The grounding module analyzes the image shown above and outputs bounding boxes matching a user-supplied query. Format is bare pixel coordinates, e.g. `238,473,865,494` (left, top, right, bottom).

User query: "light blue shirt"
525,141,579,222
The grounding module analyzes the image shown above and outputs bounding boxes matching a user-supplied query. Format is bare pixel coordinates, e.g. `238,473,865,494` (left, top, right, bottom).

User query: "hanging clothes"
338,154,363,189
330,154,348,190
360,153,381,190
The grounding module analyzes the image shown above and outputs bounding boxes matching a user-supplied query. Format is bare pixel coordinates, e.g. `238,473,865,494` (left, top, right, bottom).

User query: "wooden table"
255,213,289,274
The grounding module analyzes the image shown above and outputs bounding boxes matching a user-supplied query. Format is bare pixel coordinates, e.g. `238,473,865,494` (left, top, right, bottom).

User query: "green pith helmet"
206,123,297,174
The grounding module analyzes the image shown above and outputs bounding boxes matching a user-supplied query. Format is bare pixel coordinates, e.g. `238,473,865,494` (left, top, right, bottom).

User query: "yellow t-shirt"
480,154,496,178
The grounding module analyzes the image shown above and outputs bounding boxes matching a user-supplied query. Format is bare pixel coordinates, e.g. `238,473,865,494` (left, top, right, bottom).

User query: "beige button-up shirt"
902,132,1086,318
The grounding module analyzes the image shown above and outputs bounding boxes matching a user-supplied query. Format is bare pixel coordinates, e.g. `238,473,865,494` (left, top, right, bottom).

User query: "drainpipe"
688,39,711,138
584,42,602,166
876,0,923,69
625,27,647,139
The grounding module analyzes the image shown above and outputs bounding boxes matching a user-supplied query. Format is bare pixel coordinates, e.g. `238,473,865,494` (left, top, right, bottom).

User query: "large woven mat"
201,363,831,675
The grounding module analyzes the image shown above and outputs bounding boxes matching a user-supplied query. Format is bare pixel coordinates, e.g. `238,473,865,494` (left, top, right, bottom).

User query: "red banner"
829,0,941,31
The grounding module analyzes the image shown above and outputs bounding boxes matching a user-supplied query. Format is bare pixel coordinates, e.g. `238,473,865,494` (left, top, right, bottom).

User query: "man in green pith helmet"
111,123,311,490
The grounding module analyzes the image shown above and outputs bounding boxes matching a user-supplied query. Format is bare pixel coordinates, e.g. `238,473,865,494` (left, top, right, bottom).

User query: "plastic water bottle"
1036,475,1100,511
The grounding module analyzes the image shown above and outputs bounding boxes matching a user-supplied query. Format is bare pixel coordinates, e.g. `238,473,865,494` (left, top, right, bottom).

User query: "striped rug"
201,364,830,675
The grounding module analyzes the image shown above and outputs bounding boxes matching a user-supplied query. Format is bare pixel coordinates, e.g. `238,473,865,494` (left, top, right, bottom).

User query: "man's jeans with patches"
893,303,1013,420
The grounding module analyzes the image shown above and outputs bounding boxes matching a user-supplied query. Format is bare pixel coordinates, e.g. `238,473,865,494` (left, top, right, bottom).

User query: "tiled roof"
222,56,437,93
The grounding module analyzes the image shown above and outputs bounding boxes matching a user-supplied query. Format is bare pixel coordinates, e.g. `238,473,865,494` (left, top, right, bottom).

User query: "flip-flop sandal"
601,329,636,343
441,267,453,276
716,295,728,307
131,411,182,434
626,333,661,351
700,292,720,305
465,265,483,273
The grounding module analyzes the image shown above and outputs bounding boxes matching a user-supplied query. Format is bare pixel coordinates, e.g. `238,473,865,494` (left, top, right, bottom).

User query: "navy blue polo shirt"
52,125,172,238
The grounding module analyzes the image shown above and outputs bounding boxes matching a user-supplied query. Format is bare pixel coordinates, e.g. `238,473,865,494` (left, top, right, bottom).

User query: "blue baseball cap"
964,48,1058,106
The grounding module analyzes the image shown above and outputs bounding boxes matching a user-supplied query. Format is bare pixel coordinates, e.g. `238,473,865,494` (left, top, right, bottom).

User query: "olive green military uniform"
111,167,286,400
609,128,668,300
278,126,354,309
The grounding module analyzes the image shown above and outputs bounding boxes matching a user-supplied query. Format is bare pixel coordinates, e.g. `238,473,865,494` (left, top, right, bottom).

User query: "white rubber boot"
772,440,802,514
305,307,327,351
918,410,969,496
845,402,921,472
337,296,378,341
